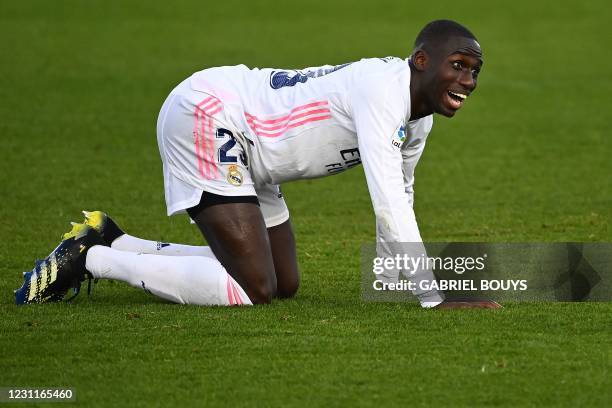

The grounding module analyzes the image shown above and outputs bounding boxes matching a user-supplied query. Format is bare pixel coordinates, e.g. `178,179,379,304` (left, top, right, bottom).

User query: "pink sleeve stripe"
201,115,212,178
244,100,329,125
205,105,223,118
230,280,243,305
196,97,214,113
197,96,214,105
195,111,214,179
249,114,332,138
226,276,235,305
206,113,217,178
200,100,222,114
193,110,206,178
196,96,217,110
193,96,224,180
247,108,330,131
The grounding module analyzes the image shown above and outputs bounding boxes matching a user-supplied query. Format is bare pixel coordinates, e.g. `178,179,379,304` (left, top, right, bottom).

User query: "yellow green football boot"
15,223,104,305
81,210,125,246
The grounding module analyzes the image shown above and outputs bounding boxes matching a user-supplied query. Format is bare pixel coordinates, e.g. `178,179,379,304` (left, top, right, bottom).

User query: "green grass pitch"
1,1,610,406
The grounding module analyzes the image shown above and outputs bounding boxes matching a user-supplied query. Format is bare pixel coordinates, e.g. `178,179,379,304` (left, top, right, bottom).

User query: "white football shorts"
156,78,289,228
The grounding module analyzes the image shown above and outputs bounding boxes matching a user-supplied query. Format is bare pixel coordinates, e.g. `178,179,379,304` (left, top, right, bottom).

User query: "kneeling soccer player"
15,19,500,309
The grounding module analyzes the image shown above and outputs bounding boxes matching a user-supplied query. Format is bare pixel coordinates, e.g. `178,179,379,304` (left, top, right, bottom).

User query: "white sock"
85,246,251,306
111,234,215,258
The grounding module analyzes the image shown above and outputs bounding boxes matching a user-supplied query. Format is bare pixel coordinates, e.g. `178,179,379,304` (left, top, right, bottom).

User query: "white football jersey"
188,57,433,246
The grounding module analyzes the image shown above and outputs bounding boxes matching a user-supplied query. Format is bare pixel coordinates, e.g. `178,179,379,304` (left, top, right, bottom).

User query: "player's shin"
85,246,251,306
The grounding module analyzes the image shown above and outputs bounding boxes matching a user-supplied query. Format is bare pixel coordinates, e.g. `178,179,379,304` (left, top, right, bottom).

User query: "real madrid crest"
227,164,243,186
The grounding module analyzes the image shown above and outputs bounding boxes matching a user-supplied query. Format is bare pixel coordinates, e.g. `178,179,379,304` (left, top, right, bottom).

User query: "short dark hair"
414,19,477,49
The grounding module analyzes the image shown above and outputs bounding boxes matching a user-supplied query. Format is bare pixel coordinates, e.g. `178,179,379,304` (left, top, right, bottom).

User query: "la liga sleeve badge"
391,122,407,149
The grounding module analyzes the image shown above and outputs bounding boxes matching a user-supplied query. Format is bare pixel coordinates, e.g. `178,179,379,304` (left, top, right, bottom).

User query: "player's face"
429,38,483,117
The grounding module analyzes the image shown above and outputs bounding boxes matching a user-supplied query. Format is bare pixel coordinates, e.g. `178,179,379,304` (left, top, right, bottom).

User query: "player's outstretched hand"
435,299,502,309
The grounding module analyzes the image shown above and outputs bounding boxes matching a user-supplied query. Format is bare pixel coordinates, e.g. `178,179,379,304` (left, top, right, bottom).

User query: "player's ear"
411,49,428,72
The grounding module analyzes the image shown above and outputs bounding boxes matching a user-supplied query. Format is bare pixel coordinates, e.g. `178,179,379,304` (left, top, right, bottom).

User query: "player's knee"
276,276,299,299
247,276,277,305
248,283,275,304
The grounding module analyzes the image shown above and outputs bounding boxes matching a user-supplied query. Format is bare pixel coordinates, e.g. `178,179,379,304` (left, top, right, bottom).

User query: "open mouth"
445,91,467,110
